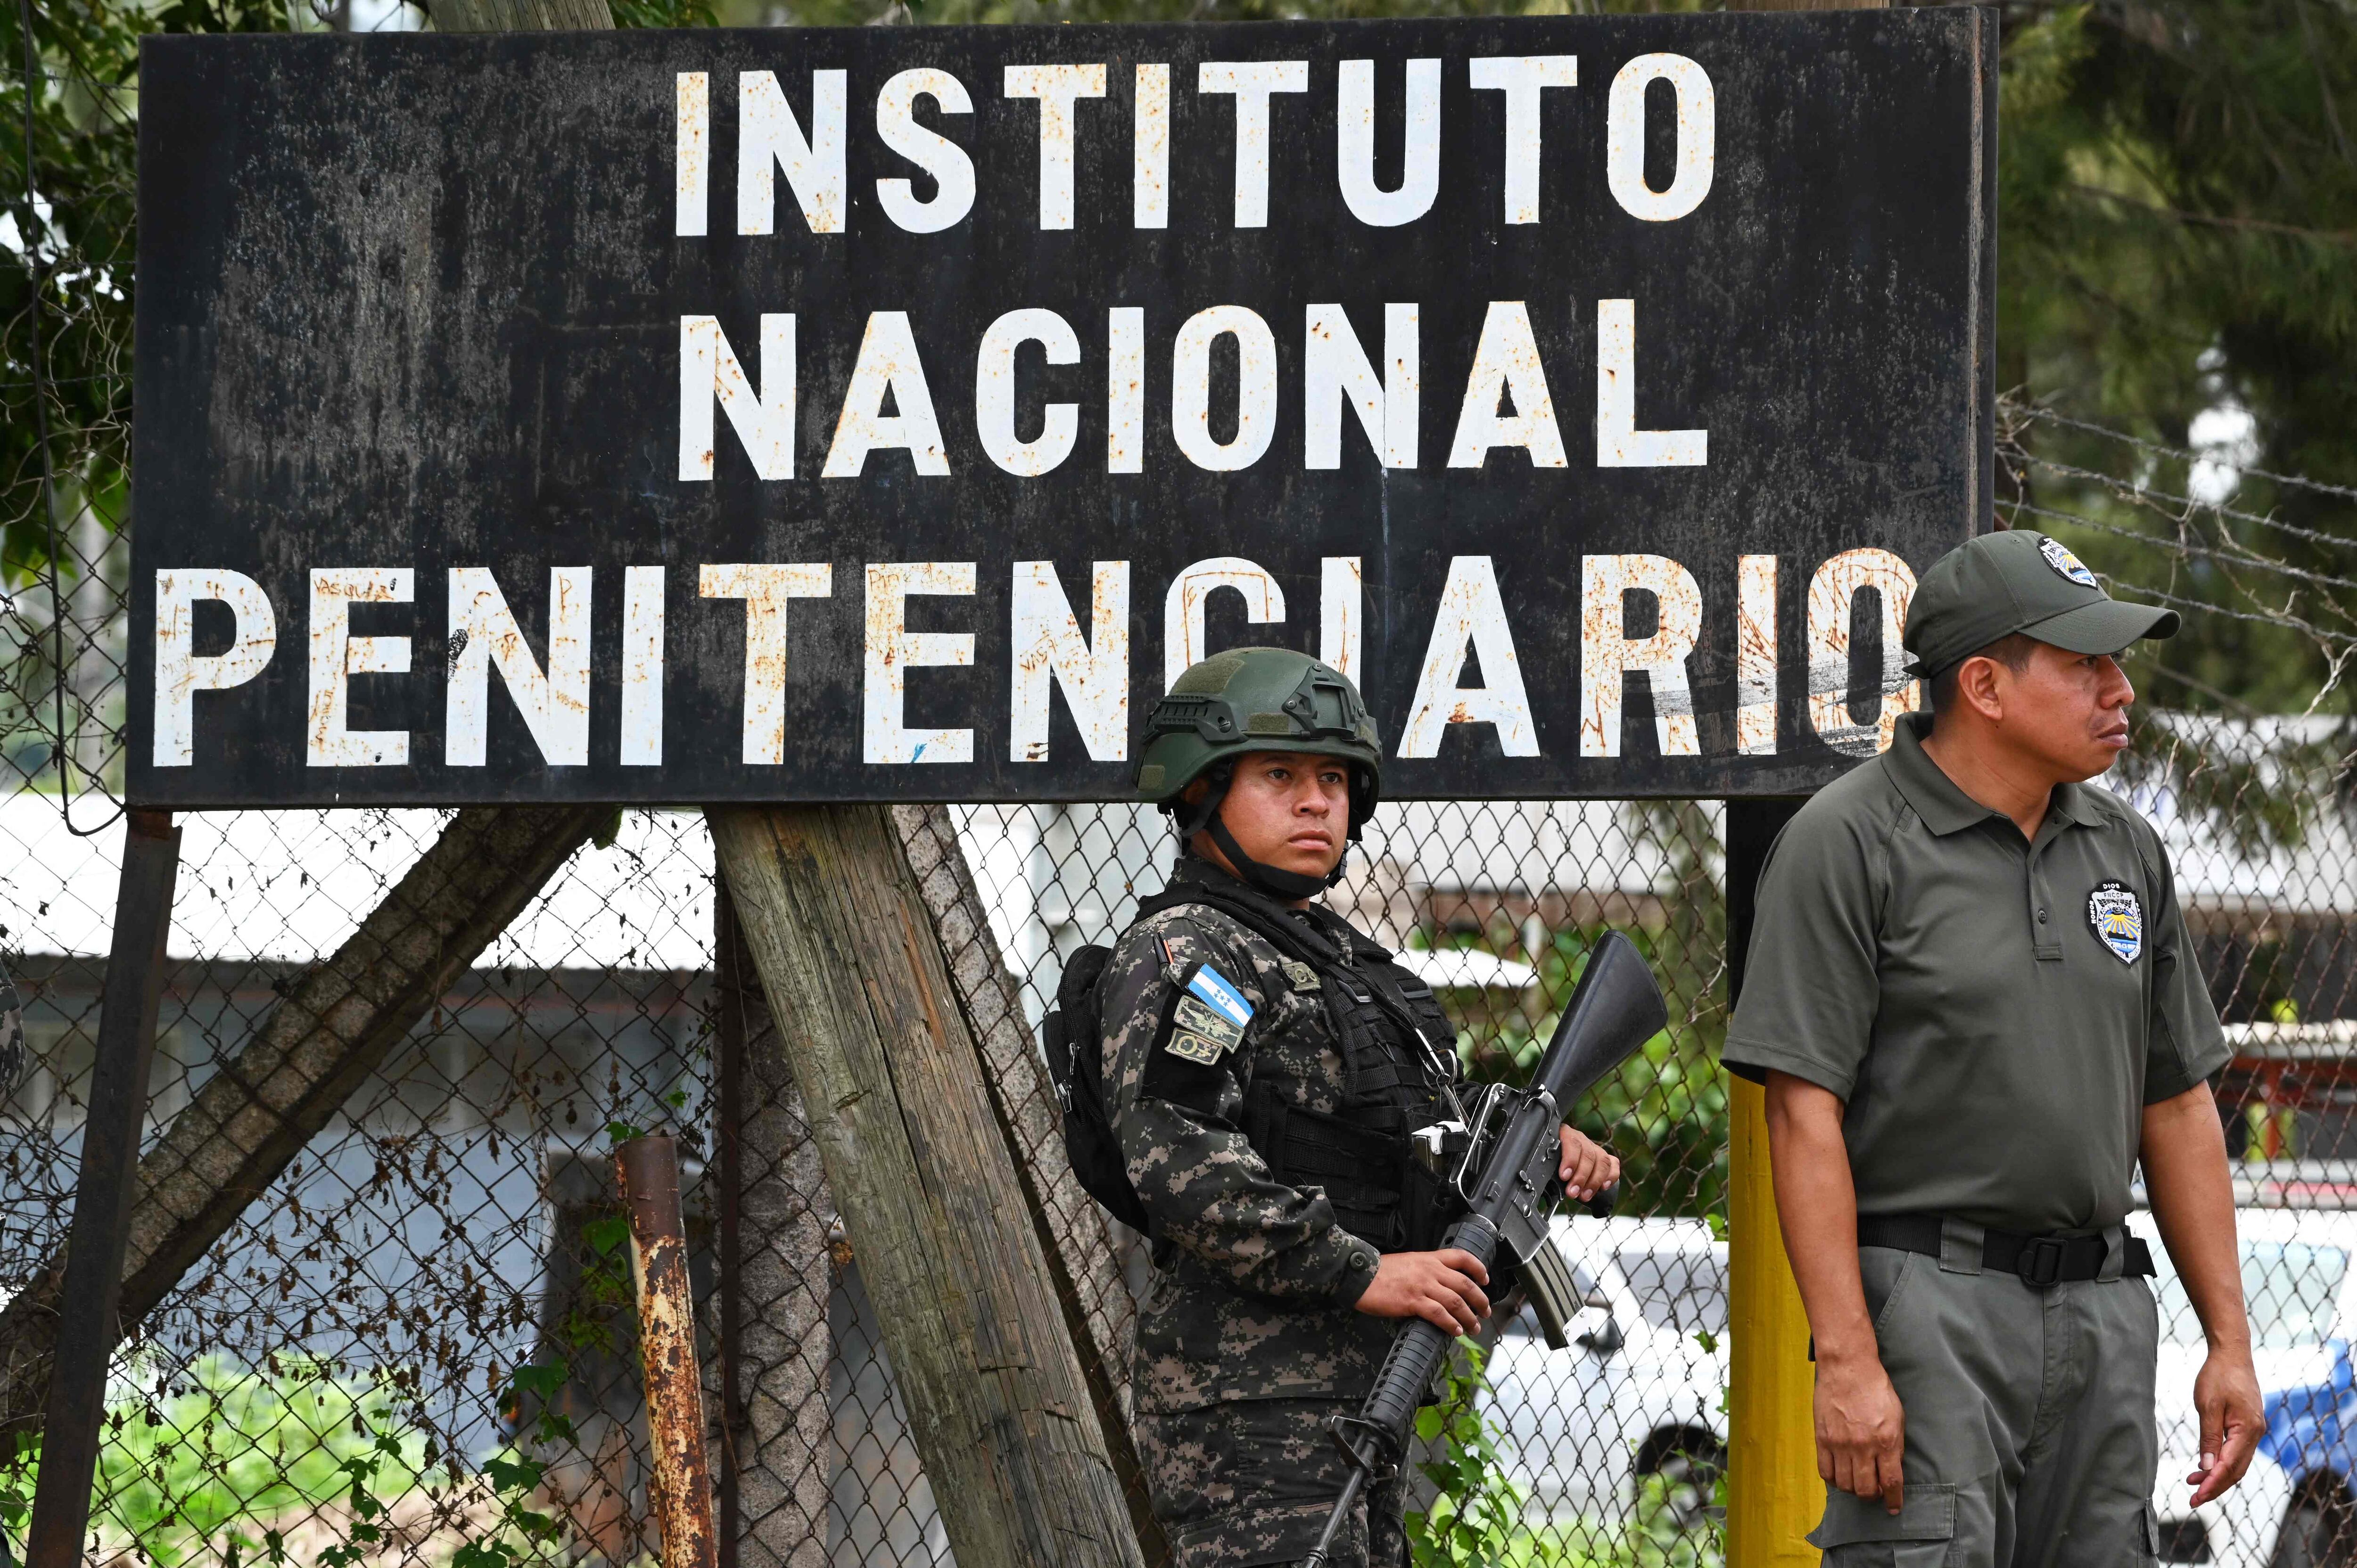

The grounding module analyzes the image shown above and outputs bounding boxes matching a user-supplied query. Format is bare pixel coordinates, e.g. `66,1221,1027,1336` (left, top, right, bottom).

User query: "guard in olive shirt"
1723,530,2262,1567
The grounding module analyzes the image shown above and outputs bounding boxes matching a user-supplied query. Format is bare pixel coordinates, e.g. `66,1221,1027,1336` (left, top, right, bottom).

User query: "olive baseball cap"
1901,530,2180,680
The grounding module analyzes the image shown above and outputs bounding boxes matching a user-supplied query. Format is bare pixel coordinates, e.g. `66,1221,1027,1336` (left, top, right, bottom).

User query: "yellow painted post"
1727,1076,1821,1565
1724,798,1820,1565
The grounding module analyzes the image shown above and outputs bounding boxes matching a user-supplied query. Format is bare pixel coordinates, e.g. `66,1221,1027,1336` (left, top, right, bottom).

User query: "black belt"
1857,1214,2154,1288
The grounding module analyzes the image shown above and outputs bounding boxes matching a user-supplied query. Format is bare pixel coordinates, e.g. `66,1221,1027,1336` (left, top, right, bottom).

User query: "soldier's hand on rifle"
1355,1249,1492,1333
1558,1127,1619,1202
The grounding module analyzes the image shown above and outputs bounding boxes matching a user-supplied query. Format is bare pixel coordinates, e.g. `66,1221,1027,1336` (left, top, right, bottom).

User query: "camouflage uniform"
1102,857,1448,1568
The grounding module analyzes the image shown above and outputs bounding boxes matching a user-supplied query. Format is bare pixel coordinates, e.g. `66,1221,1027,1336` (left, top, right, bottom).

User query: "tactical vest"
1050,872,1460,1255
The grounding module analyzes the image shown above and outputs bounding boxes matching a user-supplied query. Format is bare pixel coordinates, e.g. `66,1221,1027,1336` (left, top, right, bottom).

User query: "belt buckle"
2018,1237,2066,1289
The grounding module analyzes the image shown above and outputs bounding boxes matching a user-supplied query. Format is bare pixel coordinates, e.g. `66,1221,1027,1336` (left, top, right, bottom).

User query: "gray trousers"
1810,1225,2163,1568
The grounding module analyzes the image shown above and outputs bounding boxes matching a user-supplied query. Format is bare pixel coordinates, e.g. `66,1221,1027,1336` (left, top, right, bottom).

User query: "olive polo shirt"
1722,712,2229,1233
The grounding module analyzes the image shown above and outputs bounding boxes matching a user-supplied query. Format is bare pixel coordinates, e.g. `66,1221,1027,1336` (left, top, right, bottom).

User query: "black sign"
131,10,1992,806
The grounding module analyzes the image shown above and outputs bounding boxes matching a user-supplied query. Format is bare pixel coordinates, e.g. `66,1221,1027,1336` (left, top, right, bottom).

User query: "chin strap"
1203,813,1353,899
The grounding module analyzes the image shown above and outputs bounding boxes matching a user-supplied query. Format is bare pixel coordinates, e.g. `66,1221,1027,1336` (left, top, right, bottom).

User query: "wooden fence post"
707,805,1145,1568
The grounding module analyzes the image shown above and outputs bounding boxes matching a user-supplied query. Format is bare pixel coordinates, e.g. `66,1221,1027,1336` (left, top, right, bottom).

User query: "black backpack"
1041,943,1155,1235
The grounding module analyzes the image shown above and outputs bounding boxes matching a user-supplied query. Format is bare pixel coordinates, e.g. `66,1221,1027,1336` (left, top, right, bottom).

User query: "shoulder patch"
2087,880,2143,964
1172,993,1245,1052
1162,1030,1228,1066
1186,964,1254,1031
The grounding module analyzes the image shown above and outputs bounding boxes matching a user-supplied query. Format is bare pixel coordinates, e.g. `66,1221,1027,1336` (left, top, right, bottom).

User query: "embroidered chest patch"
2086,881,2143,964
1280,958,1321,992
2040,536,2098,587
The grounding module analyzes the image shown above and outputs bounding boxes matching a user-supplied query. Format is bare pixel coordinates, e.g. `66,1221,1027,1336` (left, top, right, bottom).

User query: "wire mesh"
16,5,2357,1567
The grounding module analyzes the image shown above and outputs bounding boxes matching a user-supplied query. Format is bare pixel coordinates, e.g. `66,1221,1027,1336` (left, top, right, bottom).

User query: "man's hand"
1355,1248,1491,1334
1815,1348,1908,1514
2186,1346,2263,1506
2143,1082,2260,1508
1558,1126,1621,1202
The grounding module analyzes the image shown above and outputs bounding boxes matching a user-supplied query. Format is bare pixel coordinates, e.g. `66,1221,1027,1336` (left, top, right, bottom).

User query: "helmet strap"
1203,811,1353,900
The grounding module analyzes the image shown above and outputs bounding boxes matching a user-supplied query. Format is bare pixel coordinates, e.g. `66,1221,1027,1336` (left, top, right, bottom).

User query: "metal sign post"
24,812,181,1568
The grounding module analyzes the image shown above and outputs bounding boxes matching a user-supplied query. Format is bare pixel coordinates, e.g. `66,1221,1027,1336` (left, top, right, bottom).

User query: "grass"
1,1358,430,1567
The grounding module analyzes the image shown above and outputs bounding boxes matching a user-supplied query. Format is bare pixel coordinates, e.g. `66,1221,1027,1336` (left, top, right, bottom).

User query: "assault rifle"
1302,931,1669,1568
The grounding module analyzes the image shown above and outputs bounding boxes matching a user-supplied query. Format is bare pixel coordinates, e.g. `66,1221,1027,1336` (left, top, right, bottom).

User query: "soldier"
1723,531,2262,1565
1099,646,1620,1568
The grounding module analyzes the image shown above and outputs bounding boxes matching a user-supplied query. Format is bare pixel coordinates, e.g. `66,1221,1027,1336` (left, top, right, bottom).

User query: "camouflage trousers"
1137,1397,1408,1568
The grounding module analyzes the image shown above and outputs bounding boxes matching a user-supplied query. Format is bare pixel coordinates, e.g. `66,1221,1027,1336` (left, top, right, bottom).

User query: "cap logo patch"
2086,881,2143,964
2040,537,2098,588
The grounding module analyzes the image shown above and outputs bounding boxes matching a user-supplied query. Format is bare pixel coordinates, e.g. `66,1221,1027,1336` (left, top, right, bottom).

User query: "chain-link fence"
15,7,2357,1568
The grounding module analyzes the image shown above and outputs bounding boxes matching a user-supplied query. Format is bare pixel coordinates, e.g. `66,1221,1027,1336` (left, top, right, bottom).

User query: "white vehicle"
1478,1215,1729,1528
1479,1207,2348,1562
2130,1207,2357,1568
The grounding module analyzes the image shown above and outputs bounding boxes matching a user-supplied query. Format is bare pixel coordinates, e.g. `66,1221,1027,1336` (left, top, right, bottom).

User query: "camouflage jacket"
1101,858,1432,1413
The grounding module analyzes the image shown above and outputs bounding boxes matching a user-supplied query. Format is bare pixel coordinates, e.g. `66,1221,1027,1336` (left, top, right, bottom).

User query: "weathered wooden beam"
707,805,1145,1568
0,803,611,1439
889,805,1169,1566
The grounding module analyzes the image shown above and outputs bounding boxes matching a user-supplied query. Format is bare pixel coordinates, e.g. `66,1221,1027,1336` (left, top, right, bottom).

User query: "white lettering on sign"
875,67,976,234
1305,303,1417,470
1606,53,1714,222
1399,555,1539,758
738,69,847,236
1596,298,1706,468
620,566,665,767
1011,559,1130,761
1448,301,1567,468
1133,63,1170,230
1171,304,1279,471
1197,60,1309,229
1319,556,1363,683
675,72,709,238
1581,553,1703,758
446,567,592,768
679,314,795,482
825,311,950,477
1108,306,1146,474
1467,55,1577,225
701,563,832,765
161,556,1949,772
307,567,411,768
1736,553,1777,756
1004,63,1107,231
977,308,1082,476
669,304,1722,479
865,562,977,764
1165,557,1285,687
154,568,276,768
1807,547,1918,758
1336,58,1440,227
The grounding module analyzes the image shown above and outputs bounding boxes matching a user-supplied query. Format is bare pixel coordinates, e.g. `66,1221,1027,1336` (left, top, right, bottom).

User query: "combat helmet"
1137,647,1382,897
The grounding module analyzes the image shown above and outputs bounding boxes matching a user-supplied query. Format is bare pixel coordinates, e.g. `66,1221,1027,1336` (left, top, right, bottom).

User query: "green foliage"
1993,0,2357,713
1435,801,1728,1219
439,1371,569,1568
0,1360,426,1568
1407,1338,1723,1568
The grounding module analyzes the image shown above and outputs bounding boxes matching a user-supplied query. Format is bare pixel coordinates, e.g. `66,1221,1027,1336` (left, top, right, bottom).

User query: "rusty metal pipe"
615,1135,717,1568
